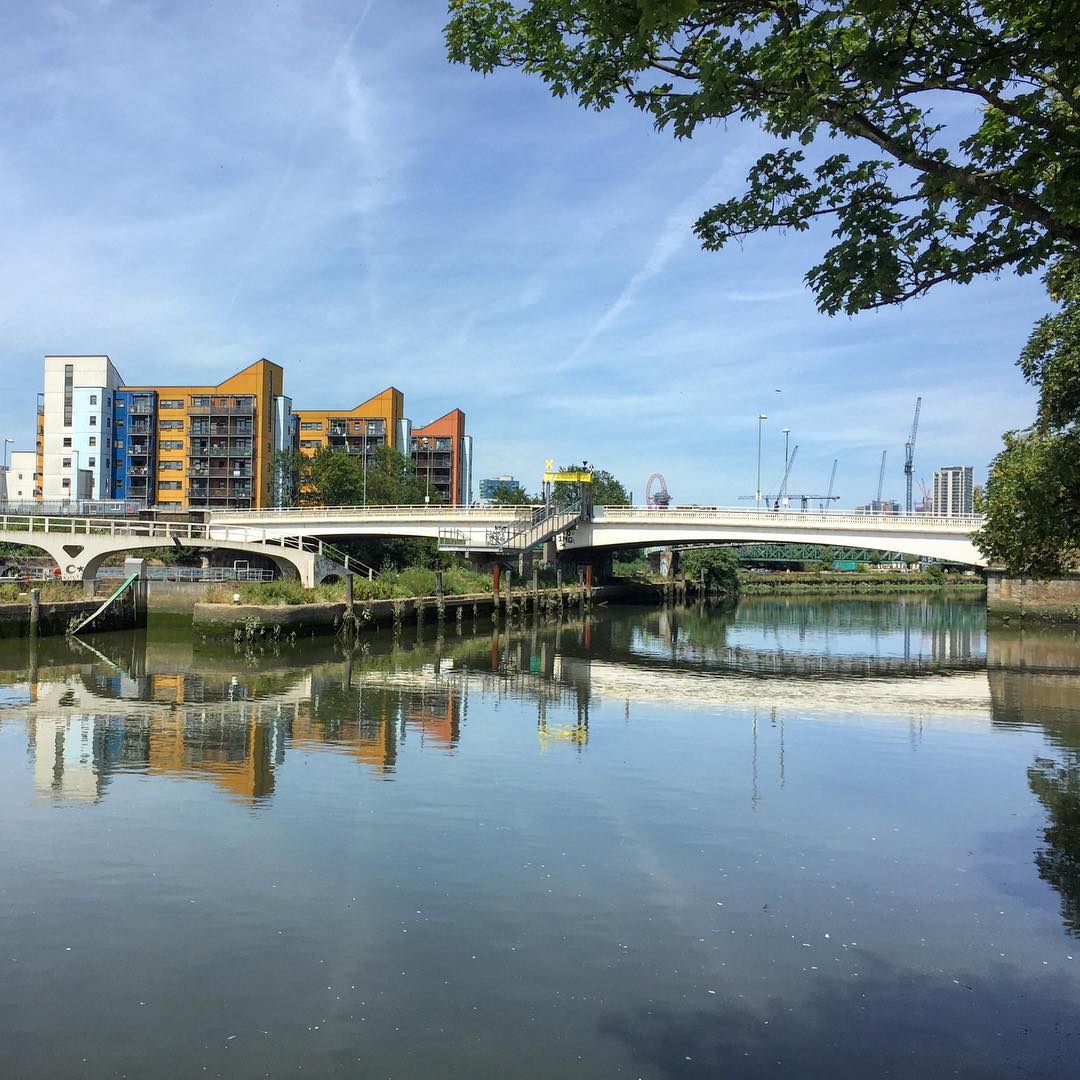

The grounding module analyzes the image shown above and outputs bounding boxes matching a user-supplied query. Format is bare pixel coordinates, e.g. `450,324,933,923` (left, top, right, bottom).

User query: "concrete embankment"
193,582,667,639
987,570,1080,624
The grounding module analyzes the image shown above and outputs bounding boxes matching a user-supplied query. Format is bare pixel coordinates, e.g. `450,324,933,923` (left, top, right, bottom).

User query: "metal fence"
95,566,275,583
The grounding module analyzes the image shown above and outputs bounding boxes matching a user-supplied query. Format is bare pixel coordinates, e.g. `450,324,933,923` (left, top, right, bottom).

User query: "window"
158,480,182,490
160,420,184,430
62,457,71,468
116,400,125,410
63,363,73,426
300,439,323,449
89,415,97,426
62,478,71,489
161,439,183,450
116,419,124,429
114,439,123,449
106,418,111,428
63,437,72,448
300,421,323,431
90,394,97,405
160,398,184,410
105,458,110,468
159,461,182,471
191,396,209,407
88,457,96,468
89,436,96,447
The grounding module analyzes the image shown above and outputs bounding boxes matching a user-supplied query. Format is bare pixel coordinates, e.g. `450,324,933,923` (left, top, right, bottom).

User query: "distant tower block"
646,473,672,509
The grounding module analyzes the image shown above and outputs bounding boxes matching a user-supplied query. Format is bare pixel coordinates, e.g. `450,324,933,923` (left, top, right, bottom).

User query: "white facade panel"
41,356,123,499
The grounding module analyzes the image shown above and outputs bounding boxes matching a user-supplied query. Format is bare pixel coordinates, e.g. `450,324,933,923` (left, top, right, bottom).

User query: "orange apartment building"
411,409,471,506
293,386,406,460
122,358,287,510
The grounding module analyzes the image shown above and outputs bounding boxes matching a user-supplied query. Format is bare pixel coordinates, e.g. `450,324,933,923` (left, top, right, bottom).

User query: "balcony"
128,443,150,455
129,402,155,415
187,399,255,416
129,466,150,477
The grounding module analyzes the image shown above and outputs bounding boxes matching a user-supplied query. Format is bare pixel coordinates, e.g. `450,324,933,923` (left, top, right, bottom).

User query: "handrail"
68,572,139,636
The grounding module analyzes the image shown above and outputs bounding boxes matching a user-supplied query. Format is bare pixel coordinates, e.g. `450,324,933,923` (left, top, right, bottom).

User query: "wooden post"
435,570,444,597
29,588,40,638
345,573,354,616
531,567,539,595
585,564,593,598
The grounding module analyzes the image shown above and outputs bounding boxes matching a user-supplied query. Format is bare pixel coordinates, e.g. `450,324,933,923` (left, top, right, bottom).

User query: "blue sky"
0,1,1046,505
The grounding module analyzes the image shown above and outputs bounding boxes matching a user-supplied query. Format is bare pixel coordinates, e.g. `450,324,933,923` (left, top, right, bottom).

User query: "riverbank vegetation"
0,582,88,603
205,564,495,606
739,571,985,595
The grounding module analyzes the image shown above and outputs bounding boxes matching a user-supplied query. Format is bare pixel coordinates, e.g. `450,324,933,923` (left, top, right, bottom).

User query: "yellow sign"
543,468,592,484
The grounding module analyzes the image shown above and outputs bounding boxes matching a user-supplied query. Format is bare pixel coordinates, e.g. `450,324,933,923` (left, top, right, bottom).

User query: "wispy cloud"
559,166,734,372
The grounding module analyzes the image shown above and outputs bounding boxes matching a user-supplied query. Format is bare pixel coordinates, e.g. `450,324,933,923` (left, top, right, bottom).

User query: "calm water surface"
1,597,1079,1078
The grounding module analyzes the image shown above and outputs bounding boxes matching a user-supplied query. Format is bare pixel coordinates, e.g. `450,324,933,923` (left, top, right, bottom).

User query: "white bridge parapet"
0,505,989,582
561,506,987,566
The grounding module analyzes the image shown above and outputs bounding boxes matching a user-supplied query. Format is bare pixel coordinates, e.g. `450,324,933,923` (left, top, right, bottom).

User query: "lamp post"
782,427,791,506
3,436,12,472
422,438,431,505
756,414,768,508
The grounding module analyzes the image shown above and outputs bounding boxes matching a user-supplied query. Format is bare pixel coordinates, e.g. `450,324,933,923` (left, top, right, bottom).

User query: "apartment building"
120,359,286,510
932,466,975,517
40,356,123,500
411,409,473,506
33,356,472,507
1,451,38,501
293,387,406,460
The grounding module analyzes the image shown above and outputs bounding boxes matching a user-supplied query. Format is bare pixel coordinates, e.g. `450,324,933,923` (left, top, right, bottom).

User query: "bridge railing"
0,514,212,541
592,507,985,530
205,504,533,520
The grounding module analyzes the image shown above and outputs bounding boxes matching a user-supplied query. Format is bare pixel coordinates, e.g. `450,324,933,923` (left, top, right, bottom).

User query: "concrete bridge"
0,504,987,586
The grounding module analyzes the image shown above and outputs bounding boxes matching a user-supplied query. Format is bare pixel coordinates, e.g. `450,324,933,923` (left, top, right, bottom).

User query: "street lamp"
782,428,791,506
756,414,768,508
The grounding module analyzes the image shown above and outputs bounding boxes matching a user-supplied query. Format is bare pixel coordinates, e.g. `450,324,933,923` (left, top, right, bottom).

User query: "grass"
205,564,496,606
0,582,89,603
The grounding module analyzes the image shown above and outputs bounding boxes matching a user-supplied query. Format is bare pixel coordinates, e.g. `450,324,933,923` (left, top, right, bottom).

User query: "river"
1,596,1078,1078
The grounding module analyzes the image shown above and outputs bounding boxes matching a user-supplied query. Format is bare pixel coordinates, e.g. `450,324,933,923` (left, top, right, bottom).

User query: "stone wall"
986,570,1080,623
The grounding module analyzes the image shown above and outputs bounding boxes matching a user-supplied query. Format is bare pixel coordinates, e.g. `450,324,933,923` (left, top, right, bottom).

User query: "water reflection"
0,597,1055,810
3,598,1080,1077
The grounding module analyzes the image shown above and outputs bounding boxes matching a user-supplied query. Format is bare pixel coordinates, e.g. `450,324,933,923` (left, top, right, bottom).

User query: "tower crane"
876,450,887,508
821,459,838,510
904,396,922,513
771,445,798,508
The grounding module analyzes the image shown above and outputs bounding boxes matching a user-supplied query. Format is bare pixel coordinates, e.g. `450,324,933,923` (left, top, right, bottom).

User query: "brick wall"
986,570,1080,623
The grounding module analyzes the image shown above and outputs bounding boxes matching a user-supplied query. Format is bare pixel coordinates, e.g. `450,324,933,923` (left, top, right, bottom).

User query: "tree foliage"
551,464,631,509
272,446,432,508
489,482,540,505
680,545,741,592
977,254,1080,575
447,0,1080,314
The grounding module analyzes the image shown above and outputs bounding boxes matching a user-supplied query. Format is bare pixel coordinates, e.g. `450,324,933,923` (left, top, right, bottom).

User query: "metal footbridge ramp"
438,504,582,554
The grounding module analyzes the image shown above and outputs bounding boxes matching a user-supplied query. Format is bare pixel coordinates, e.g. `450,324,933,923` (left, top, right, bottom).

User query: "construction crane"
876,450,887,507
904,396,922,513
821,459,838,510
772,445,798,509
738,445,799,507
790,493,840,510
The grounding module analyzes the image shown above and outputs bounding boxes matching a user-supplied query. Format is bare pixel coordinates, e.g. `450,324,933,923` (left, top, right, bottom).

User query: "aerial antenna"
904,396,922,513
